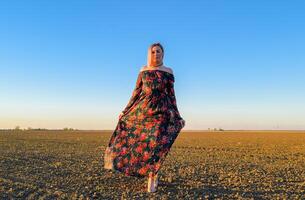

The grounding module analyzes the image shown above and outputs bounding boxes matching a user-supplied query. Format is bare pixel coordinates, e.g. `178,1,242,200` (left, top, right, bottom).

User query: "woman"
104,42,185,193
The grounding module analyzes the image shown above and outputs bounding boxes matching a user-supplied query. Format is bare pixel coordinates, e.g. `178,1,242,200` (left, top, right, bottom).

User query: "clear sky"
1,0,305,130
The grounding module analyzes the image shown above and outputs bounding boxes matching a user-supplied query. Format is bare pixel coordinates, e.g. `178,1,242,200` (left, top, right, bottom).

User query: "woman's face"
150,45,163,66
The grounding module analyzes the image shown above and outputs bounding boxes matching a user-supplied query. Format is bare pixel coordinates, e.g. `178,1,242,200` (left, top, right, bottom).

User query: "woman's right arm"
121,71,143,116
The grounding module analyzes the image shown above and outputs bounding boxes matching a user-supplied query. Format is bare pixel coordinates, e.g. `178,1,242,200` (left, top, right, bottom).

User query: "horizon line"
1,129,305,132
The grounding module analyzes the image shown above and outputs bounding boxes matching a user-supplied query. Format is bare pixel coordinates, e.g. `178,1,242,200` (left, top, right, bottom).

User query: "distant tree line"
208,128,224,131
0,126,78,131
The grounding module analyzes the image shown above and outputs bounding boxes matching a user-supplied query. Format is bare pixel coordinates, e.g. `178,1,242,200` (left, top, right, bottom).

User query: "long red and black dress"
106,69,184,178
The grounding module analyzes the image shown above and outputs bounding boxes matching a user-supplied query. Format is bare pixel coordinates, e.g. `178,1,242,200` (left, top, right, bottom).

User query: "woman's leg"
147,172,159,192
153,172,159,187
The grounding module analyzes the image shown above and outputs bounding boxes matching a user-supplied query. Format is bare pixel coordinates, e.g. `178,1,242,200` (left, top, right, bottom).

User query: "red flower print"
134,128,141,135
153,130,160,137
147,108,154,116
136,145,143,153
146,123,154,129
141,142,147,149
154,163,161,171
161,136,168,144
120,147,127,156
149,140,157,148
128,138,136,145
117,161,123,168
121,139,127,145
158,151,164,157
147,75,154,81
132,115,138,121
153,118,160,124
123,157,129,164
140,133,147,141
143,151,151,161
125,121,132,128
167,125,176,133
121,130,127,137
115,142,122,148
144,87,151,94
138,166,149,175
141,101,148,108
125,168,130,175
130,156,138,164
138,113,145,120
147,164,154,171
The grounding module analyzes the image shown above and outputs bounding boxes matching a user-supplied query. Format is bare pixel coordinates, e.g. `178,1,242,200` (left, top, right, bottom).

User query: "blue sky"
1,0,305,130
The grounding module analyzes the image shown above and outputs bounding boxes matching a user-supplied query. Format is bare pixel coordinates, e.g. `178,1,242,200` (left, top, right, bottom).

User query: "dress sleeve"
167,75,183,121
122,71,143,115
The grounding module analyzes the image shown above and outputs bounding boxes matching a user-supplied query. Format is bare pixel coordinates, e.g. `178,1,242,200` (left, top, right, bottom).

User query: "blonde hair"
147,42,164,67
149,42,164,53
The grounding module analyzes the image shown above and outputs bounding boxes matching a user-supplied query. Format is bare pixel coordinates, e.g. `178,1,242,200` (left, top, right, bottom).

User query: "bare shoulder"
140,66,147,72
140,65,174,75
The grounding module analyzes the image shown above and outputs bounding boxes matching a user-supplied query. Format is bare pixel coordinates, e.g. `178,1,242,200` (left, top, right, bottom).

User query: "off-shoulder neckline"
140,69,174,76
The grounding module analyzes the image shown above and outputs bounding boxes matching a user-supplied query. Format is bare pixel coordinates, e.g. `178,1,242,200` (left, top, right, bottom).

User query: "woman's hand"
169,110,175,122
119,111,124,120
179,119,185,128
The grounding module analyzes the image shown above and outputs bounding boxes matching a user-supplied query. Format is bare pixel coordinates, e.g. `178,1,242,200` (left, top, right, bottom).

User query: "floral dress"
105,69,184,178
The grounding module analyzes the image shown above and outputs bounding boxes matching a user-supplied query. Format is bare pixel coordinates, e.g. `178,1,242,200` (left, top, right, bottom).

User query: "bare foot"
147,172,159,193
